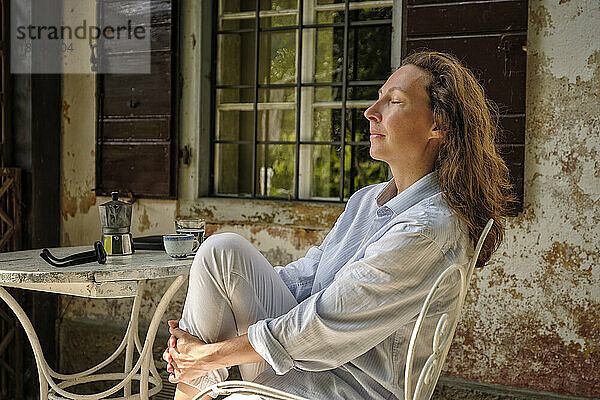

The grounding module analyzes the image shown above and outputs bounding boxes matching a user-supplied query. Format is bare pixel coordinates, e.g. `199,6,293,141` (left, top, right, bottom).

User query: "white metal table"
0,246,192,400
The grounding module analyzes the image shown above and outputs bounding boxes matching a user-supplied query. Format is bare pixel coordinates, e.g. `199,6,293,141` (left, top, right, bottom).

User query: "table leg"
124,280,145,397
0,287,52,400
137,275,186,399
0,275,186,400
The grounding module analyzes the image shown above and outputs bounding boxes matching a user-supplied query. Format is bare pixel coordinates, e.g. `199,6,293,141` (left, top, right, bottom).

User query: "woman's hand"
163,320,219,383
162,320,266,383
162,320,179,376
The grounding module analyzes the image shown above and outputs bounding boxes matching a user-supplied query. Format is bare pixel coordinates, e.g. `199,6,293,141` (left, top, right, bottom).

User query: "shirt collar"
376,170,441,214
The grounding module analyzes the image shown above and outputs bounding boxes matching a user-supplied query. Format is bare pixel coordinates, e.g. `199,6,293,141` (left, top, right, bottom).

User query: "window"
212,0,393,201
209,0,526,210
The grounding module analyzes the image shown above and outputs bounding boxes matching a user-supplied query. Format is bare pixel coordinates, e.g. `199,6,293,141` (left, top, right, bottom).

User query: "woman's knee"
190,232,251,277
197,232,249,259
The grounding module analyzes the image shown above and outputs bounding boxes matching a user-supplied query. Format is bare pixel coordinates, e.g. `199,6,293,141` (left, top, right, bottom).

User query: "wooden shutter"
96,0,179,199
403,0,527,213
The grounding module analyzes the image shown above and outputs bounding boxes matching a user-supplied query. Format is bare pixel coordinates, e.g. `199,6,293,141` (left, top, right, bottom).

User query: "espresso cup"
163,234,200,258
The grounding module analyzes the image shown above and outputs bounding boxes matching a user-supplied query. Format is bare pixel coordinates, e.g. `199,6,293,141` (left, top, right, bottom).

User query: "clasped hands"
162,320,218,383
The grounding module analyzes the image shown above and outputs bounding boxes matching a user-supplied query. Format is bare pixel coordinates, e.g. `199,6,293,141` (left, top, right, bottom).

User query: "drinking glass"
175,219,205,244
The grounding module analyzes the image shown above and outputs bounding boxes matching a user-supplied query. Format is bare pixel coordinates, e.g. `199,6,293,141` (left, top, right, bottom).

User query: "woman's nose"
364,104,382,123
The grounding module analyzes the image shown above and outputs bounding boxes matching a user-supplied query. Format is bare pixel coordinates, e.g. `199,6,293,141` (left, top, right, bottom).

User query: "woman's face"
364,65,439,171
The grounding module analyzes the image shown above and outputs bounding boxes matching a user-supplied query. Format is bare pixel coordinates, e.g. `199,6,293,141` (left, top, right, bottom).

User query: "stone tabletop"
0,246,193,285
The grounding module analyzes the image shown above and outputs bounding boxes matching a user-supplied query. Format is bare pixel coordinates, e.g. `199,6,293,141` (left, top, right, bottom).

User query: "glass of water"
175,219,205,244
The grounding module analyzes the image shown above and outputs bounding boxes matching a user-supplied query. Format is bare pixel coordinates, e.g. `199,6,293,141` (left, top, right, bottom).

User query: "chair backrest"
404,219,494,400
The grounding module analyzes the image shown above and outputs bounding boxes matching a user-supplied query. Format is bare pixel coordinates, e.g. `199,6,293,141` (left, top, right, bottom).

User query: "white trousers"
178,232,299,394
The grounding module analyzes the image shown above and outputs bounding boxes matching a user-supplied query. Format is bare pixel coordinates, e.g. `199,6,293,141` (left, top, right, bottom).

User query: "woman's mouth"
370,132,385,139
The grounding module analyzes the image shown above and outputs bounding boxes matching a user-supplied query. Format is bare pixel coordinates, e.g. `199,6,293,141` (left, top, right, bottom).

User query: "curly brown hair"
402,51,513,266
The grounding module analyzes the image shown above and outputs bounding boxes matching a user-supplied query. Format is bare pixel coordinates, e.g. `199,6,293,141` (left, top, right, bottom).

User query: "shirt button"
377,207,391,217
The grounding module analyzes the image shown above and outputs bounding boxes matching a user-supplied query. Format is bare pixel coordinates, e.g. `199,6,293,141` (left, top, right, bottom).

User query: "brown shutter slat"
498,144,524,210
100,143,171,197
102,25,172,54
407,1,528,36
498,115,525,145
102,118,171,141
102,0,173,26
102,53,172,117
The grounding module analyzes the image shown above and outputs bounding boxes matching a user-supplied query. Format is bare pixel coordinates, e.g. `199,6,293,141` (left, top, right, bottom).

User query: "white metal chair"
403,219,493,400
195,219,494,400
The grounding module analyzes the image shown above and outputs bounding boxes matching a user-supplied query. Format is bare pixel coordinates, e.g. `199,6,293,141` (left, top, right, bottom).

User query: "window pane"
315,0,345,24
220,0,256,14
216,110,254,141
258,87,296,103
217,88,254,104
314,86,343,103
346,86,378,142
299,144,341,200
346,107,370,142
256,144,296,198
212,0,394,201
344,145,389,199
259,30,297,84
310,27,344,83
349,4,392,22
348,25,392,81
312,107,342,142
317,0,345,5
258,109,297,141
260,0,298,27
217,32,256,85
221,18,256,31
257,88,297,141
261,0,298,10
214,143,254,196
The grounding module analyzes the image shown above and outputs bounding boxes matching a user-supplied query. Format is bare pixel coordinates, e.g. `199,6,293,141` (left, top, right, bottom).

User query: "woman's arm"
164,320,264,383
248,227,450,375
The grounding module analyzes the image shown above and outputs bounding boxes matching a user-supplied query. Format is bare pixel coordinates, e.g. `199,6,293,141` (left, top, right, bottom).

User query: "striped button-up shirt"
248,171,471,399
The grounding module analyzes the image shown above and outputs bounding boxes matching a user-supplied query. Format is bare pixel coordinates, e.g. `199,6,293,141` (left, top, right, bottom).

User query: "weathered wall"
58,0,599,396
443,0,600,397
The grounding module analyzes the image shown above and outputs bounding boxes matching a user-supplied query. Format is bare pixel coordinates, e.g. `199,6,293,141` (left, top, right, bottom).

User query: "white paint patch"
537,0,600,83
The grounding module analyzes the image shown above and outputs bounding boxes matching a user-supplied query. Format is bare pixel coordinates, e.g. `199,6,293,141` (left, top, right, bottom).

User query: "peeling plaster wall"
58,0,599,396
443,0,600,397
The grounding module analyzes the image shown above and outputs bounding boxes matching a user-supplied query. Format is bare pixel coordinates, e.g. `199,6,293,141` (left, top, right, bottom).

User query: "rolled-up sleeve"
248,226,446,374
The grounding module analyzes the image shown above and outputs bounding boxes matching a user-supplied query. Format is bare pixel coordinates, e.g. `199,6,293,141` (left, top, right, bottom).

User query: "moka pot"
99,192,134,256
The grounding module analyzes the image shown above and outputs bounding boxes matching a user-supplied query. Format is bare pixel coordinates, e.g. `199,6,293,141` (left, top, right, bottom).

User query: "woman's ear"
428,123,445,140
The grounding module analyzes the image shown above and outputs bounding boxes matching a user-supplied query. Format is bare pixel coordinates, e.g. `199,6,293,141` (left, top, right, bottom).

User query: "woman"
163,51,512,400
